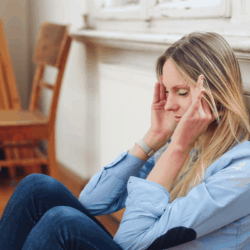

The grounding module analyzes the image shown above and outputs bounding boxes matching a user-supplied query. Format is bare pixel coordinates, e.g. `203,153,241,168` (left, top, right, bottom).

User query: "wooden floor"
0,164,121,237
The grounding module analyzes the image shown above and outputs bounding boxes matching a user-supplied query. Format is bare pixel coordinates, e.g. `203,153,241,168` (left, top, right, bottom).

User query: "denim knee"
18,173,60,195
21,173,50,183
41,206,86,228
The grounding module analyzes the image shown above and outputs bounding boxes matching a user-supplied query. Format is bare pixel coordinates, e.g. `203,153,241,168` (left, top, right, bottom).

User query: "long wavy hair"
156,32,250,203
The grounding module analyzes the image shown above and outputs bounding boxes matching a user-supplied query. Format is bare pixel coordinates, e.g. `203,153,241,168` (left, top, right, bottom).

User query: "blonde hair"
156,32,250,203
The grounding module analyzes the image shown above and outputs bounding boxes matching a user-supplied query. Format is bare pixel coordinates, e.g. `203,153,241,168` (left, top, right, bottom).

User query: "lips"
174,116,182,122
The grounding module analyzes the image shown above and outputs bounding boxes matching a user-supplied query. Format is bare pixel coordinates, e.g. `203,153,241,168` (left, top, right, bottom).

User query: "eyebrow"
164,84,189,90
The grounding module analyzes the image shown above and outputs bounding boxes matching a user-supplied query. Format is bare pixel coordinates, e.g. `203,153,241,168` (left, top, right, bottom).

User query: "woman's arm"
78,147,156,216
128,129,170,161
146,75,215,193
113,141,250,250
146,140,192,193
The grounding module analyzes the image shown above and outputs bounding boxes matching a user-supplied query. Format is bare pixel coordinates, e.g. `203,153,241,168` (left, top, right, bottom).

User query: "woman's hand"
171,75,216,151
149,76,178,147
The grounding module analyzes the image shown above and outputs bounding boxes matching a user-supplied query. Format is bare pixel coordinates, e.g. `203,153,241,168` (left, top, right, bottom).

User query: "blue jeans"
0,173,123,250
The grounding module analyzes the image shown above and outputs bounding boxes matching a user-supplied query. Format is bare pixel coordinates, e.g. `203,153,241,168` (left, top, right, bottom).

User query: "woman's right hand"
147,76,178,149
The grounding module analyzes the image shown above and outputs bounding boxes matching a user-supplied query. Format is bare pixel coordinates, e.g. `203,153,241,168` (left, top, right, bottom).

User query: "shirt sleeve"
78,150,156,216
113,142,250,250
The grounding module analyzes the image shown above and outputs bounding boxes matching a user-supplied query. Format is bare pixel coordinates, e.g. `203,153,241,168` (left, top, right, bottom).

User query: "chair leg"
8,166,16,179
4,147,16,179
22,146,43,176
47,134,60,182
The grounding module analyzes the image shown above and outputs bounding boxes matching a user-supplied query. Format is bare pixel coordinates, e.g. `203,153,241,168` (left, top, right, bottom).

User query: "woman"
1,31,250,250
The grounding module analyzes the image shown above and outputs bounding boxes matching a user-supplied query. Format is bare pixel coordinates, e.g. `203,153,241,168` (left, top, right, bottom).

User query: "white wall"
0,0,105,179
28,0,99,179
0,0,30,109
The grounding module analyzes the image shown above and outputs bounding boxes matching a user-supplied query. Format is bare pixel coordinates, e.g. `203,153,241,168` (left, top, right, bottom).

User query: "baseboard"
57,161,90,198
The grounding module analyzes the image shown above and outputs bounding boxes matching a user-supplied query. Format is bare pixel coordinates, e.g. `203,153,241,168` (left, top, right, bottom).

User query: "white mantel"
71,27,250,172
71,29,250,62
71,29,250,96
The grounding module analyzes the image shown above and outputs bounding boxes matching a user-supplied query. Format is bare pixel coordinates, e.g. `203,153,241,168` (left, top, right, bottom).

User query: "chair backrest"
29,22,72,128
0,18,21,110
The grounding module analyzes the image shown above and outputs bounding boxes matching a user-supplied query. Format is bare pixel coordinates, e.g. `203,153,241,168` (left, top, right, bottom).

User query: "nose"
164,94,179,112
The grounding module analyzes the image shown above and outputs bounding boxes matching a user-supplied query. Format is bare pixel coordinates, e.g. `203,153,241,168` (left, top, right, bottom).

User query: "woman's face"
162,59,192,122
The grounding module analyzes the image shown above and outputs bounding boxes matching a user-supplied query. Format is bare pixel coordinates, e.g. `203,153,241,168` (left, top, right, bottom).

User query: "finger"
160,75,166,101
200,75,204,85
199,106,206,117
197,75,206,103
192,75,205,112
201,97,219,126
189,75,203,107
196,75,204,92
199,75,205,95
200,97,210,118
152,81,160,104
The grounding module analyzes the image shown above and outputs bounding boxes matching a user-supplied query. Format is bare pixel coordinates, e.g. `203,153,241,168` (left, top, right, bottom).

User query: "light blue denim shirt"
78,138,250,250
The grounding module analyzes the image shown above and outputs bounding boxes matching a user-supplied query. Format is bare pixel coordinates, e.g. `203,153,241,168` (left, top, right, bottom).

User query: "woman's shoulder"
226,139,250,155
214,139,250,167
204,139,250,180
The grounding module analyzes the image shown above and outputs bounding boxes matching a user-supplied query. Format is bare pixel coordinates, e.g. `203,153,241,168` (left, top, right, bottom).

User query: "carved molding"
93,0,232,20
93,0,147,20
150,0,232,19
71,29,250,62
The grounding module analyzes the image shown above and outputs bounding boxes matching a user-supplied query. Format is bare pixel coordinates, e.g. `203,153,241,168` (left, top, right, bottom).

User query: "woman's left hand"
171,75,216,151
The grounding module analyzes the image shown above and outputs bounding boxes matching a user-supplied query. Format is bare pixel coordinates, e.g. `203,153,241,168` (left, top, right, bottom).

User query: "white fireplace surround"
71,29,250,172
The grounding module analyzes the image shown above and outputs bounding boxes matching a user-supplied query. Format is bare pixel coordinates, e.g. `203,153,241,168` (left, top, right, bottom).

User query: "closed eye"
165,91,188,96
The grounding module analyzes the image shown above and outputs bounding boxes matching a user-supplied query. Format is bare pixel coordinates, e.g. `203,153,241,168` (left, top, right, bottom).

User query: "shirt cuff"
104,150,147,182
126,176,171,216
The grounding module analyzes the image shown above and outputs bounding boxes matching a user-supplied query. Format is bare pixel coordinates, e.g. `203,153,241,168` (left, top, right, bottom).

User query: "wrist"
170,137,193,155
144,130,171,152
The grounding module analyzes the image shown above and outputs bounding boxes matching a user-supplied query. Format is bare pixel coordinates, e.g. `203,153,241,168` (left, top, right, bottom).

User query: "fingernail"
201,75,204,81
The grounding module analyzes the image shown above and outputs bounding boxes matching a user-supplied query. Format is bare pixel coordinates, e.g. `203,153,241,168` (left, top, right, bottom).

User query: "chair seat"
0,110,48,141
0,110,48,126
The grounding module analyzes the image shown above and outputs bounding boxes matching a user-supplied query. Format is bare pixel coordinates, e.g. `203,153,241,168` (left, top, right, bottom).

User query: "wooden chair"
0,18,40,180
0,22,72,181
0,19,21,111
